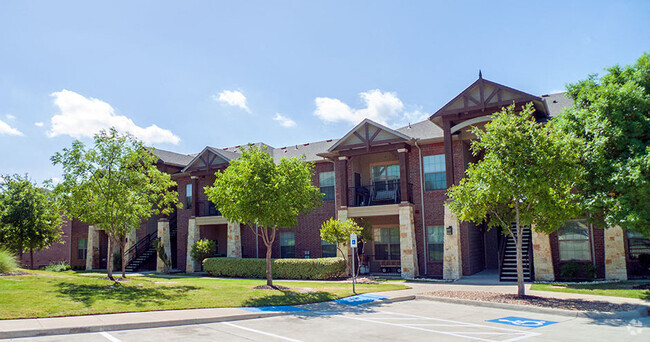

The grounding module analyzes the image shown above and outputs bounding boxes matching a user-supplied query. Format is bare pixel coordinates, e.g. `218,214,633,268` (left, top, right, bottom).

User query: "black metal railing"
348,180,413,207
197,200,221,217
125,230,157,265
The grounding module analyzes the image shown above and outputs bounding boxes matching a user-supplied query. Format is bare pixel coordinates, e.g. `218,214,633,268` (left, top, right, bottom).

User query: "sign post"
350,233,357,294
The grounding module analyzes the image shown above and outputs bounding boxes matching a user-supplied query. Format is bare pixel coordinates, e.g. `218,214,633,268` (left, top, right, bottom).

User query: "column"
531,229,555,281
443,118,455,188
185,217,199,272
227,221,242,258
397,148,409,203
336,208,350,260
398,203,419,278
443,201,462,280
85,225,99,271
124,226,136,265
336,156,348,208
604,226,628,280
157,218,171,272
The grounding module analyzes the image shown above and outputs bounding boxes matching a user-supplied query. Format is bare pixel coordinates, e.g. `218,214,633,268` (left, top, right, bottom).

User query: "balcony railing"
348,179,413,207
197,200,221,217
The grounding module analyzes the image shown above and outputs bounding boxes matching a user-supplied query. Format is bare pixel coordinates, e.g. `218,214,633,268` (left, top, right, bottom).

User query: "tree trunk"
515,201,525,298
30,248,34,270
265,241,273,286
107,235,114,281
120,235,126,279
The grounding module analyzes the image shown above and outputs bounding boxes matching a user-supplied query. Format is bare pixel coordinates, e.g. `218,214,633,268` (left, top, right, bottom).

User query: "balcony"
197,200,221,217
348,179,413,207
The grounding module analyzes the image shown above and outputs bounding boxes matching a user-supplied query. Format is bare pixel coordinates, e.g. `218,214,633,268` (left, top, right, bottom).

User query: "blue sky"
1,1,648,183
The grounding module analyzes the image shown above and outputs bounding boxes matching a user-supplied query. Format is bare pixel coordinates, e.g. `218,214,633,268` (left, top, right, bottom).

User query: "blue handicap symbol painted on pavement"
333,293,388,305
486,316,557,328
239,306,309,313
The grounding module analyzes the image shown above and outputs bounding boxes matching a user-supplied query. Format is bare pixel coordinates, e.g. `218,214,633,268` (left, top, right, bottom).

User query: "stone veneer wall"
604,226,628,280
532,229,555,281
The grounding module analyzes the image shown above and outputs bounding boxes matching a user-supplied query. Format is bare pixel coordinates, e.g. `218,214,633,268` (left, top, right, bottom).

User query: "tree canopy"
205,145,322,286
555,52,650,235
0,174,63,269
52,128,179,280
447,103,583,296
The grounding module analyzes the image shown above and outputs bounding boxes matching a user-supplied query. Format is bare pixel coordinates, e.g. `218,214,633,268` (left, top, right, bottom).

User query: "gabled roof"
327,118,413,152
429,73,546,127
148,148,195,167
542,92,573,117
181,146,238,173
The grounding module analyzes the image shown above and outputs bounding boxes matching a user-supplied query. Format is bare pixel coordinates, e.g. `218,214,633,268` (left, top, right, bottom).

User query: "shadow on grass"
56,281,199,308
242,290,338,307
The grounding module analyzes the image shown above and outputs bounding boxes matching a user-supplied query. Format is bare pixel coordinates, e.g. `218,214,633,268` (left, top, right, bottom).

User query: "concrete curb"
0,295,415,340
416,295,650,319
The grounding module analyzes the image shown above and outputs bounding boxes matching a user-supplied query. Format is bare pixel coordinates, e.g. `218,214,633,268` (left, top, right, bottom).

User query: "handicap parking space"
11,299,650,342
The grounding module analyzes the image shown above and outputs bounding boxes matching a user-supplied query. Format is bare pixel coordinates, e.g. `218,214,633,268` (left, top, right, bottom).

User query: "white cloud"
212,90,250,112
48,90,180,145
34,122,44,127
314,89,405,126
273,113,296,128
5,114,16,120
0,119,23,136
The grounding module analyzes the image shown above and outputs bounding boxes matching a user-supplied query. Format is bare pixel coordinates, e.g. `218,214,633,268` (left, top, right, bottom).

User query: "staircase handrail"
125,230,158,263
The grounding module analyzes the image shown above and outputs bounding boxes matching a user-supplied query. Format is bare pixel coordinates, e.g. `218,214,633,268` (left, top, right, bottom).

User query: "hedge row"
203,257,346,280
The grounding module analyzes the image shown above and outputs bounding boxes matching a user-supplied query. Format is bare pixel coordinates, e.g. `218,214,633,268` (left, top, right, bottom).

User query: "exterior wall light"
446,226,453,235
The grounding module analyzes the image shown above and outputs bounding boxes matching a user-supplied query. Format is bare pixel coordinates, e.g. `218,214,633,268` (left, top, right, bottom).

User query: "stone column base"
227,221,242,258
605,226,628,280
532,229,554,281
157,219,171,272
399,204,419,279
186,218,199,272
443,202,462,280
86,225,99,271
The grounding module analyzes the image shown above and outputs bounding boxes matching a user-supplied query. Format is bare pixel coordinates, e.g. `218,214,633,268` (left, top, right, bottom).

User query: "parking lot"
12,299,649,342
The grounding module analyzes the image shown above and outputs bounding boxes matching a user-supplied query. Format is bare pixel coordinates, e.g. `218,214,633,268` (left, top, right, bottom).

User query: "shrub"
44,261,71,272
560,262,597,281
0,249,18,273
204,257,346,280
191,239,217,266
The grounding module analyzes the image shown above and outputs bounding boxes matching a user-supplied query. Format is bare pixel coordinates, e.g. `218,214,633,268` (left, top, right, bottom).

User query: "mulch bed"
253,284,292,291
425,290,639,312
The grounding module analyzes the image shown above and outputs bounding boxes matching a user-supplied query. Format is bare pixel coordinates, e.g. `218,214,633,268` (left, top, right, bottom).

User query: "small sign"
486,316,557,328
350,233,357,248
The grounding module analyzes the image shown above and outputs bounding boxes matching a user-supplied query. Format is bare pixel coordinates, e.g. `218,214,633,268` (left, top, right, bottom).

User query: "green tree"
0,175,63,270
205,145,322,287
555,52,650,235
447,103,583,297
319,218,363,275
52,128,179,280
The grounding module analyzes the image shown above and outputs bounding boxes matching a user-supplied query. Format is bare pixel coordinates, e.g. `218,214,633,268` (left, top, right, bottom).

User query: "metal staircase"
499,225,533,282
125,231,157,272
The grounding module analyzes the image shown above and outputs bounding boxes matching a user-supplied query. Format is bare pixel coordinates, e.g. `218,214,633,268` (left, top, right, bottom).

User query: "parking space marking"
221,322,304,342
99,331,122,342
337,310,540,342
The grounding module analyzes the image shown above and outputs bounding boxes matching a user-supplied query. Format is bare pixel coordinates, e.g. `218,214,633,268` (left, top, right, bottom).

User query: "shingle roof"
272,139,338,163
542,92,573,117
396,120,444,140
149,148,195,167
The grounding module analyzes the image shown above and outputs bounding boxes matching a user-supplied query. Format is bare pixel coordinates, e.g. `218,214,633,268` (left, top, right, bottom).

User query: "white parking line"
337,310,540,342
99,331,122,342
221,322,304,342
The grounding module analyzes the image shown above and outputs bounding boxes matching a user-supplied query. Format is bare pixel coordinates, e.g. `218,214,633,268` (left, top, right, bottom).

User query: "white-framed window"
78,238,88,260
558,220,591,261
321,240,337,258
319,171,335,201
427,226,444,262
185,183,193,209
280,232,295,258
423,155,446,190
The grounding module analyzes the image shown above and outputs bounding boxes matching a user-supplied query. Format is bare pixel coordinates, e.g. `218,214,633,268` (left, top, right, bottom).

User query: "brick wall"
549,225,606,280
20,218,72,269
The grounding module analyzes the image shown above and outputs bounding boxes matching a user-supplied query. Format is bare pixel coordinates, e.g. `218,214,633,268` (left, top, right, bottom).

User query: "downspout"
415,139,427,275
589,214,596,269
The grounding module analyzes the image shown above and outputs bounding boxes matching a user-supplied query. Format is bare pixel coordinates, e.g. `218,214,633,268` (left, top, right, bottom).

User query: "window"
78,238,88,260
319,171,335,201
185,184,193,209
558,220,591,261
372,164,400,182
280,232,295,258
427,226,444,262
373,227,400,260
321,240,337,257
423,155,446,190
627,231,650,259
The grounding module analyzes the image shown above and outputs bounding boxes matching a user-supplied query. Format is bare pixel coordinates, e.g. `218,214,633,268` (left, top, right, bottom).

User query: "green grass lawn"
530,281,650,300
0,270,408,319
